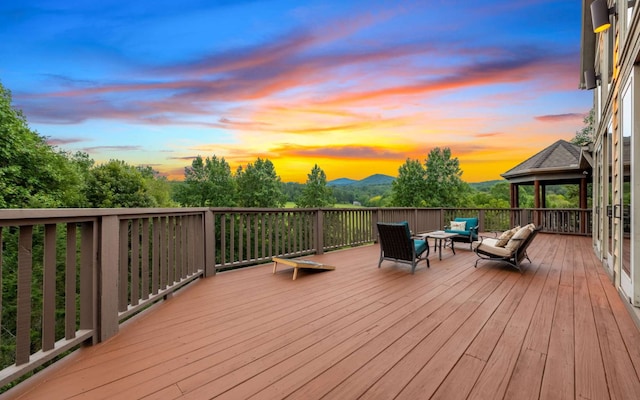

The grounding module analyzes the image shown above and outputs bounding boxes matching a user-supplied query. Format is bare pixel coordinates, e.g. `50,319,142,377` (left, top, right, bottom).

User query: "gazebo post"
580,176,588,234
534,180,541,226
509,183,519,208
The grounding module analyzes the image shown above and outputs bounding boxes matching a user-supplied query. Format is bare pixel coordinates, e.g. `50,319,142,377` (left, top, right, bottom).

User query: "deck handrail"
0,206,591,388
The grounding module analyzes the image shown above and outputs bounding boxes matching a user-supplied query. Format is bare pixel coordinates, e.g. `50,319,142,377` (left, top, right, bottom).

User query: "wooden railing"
0,206,591,387
0,208,208,387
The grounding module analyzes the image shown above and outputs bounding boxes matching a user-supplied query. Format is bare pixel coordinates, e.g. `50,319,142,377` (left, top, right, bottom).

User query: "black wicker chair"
376,222,430,274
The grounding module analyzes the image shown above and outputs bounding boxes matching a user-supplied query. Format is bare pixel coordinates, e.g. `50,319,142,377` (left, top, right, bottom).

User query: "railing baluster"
42,224,56,352
16,226,33,366
80,221,94,331
189,215,196,275
142,219,150,300
160,216,167,290
176,216,182,281
220,214,227,267
131,219,140,306
152,217,160,295
261,214,266,261
168,216,175,285
65,224,77,340
118,220,129,312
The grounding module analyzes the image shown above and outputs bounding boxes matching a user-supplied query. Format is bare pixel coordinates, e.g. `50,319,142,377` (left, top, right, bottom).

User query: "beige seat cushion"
476,241,513,257
504,226,532,253
495,226,519,247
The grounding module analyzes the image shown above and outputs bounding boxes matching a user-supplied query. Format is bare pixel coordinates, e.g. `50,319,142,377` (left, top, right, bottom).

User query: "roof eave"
579,0,596,89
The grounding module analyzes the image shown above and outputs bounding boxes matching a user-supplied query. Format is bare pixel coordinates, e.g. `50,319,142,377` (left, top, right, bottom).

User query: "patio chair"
444,217,479,250
472,224,541,272
376,222,430,274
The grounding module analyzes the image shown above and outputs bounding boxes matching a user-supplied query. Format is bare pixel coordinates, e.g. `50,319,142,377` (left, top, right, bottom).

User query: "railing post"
204,210,216,276
372,208,381,242
99,215,120,342
315,209,324,255
478,209,485,232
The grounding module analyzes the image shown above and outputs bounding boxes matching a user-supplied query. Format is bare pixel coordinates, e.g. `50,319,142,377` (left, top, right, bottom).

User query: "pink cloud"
474,132,504,138
46,137,87,145
82,145,143,153
272,144,409,160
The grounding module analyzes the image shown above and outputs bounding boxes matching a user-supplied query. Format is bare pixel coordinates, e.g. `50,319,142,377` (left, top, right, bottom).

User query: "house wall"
585,0,639,305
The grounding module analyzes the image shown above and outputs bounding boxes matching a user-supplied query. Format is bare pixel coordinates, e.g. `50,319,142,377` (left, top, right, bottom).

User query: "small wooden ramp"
272,257,336,280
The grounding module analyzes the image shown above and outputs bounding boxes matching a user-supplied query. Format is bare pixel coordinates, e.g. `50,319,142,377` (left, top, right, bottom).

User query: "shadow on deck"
5,234,640,399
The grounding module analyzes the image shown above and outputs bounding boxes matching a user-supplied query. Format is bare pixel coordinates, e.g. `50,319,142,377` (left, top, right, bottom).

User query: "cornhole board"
272,257,335,280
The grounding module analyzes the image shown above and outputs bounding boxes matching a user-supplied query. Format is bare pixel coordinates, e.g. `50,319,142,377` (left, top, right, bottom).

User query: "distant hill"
469,180,506,191
327,177,359,186
358,174,395,186
328,174,395,187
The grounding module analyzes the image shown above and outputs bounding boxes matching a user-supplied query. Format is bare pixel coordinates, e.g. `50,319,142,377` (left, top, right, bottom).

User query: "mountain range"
328,174,395,186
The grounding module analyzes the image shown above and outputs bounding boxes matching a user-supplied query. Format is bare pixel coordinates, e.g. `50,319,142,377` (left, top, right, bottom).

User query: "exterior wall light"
591,0,616,33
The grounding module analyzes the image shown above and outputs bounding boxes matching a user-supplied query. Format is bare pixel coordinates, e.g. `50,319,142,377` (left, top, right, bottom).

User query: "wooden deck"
5,234,640,400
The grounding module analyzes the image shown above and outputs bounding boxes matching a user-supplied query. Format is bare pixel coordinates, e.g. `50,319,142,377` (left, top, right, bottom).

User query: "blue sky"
0,0,591,182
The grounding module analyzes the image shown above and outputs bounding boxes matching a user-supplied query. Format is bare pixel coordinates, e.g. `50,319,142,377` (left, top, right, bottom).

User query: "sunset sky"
0,0,591,183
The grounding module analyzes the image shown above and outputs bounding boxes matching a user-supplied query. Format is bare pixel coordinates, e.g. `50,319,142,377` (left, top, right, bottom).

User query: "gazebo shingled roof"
501,139,586,184
500,139,591,211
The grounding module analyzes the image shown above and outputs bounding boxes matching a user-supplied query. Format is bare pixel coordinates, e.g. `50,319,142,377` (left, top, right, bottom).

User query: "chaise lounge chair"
472,224,540,272
376,222,430,274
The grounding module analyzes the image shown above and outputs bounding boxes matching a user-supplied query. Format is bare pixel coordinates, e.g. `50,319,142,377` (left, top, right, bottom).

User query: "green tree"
572,108,595,146
296,164,335,207
468,181,510,208
390,159,427,207
282,181,304,203
235,158,285,207
84,160,155,207
0,82,84,208
174,155,236,207
424,147,469,207
137,165,178,207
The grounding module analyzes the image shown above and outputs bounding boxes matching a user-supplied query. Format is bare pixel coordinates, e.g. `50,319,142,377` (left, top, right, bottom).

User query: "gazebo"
501,139,591,211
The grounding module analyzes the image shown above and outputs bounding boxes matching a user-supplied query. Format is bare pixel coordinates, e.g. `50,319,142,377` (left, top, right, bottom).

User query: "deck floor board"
6,234,640,400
